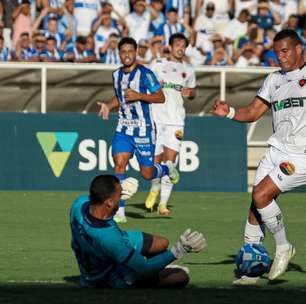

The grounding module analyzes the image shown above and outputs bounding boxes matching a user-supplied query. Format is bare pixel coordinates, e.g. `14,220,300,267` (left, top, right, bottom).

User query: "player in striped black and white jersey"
211,29,306,284
98,37,179,223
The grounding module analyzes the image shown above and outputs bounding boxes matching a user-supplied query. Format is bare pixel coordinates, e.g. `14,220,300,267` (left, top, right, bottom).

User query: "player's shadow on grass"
126,211,171,220
184,254,236,266
63,276,80,285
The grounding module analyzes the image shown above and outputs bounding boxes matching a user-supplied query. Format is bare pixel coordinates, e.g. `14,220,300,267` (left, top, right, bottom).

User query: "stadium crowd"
0,0,305,66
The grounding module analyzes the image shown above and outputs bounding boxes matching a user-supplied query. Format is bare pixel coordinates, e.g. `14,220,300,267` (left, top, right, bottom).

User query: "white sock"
115,206,125,217
257,200,290,251
244,220,265,244
150,178,161,192
159,175,174,205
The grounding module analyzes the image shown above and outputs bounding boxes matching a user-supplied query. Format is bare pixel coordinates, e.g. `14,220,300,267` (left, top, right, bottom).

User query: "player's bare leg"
252,175,295,280
145,154,163,212
158,147,178,215
113,152,132,223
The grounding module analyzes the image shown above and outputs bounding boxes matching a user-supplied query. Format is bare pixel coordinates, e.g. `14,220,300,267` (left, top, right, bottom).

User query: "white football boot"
233,276,259,285
268,244,296,280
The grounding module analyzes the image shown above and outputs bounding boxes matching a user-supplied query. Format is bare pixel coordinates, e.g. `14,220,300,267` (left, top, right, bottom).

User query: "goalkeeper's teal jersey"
70,195,175,287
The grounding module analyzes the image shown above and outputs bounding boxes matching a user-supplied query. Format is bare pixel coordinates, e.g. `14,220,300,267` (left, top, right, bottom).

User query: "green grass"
1,191,306,303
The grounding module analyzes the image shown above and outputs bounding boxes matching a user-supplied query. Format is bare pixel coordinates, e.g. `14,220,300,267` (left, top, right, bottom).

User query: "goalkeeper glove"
121,177,139,200
171,228,207,259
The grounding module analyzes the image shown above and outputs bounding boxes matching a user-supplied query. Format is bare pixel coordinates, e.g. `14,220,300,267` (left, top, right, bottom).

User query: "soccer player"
211,29,306,284
145,33,196,215
97,37,180,223
70,174,207,288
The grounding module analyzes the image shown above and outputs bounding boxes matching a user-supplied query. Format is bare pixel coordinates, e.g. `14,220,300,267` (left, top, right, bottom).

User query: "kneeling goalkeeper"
70,174,206,288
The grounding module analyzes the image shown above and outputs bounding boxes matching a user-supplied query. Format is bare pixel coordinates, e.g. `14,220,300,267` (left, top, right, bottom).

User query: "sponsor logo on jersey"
163,82,183,91
299,79,306,87
175,130,184,140
279,162,295,176
271,97,305,112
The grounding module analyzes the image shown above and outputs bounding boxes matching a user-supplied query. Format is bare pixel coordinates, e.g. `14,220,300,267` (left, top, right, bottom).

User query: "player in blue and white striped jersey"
98,37,179,223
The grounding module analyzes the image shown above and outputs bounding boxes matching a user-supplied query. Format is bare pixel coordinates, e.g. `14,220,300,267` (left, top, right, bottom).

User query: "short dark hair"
118,37,137,50
76,36,86,44
20,32,30,38
109,33,119,39
167,7,178,14
89,175,119,205
169,33,189,47
273,29,302,45
46,36,56,42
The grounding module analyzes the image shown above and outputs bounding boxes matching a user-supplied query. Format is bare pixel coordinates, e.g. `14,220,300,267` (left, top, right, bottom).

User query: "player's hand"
121,177,139,200
171,228,207,259
124,89,141,102
97,102,109,120
210,100,230,117
181,87,195,98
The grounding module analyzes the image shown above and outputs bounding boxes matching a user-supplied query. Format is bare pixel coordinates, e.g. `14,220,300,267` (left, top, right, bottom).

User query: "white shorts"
155,124,184,156
254,146,306,192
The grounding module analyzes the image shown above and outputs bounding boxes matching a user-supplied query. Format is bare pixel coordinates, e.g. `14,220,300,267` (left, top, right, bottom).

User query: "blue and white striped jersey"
0,47,11,61
100,48,121,64
166,0,189,19
155,22,185,45
112,64,161,137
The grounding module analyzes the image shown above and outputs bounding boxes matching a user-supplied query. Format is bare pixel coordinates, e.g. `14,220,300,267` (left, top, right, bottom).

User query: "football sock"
150,178,161,192
244,220,265,244
115,173,127,212
153,163,169,179
257,200,290,251
160,175,174,205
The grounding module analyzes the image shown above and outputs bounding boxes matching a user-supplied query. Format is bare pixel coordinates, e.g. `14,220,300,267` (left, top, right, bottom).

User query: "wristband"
226,107,236,119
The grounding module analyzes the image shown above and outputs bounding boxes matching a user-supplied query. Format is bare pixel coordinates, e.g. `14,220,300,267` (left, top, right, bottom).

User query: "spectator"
12,0,33,48
150,36,164,59
74,0,101,36
44,17,66,49
107,0,130,20
207,47,233,66
251,0,281,30
136,38,152,65
38,0,64,30
165,0,190,21
235,42,260,67
58,0,77,49
32,31,47,57
14,31,38,61
148,0,165,39
0,0,19,48
0,34,11,61
232,0,256,17
40,36,64,61
198,0,230,35
185,31,207,66
99,32,120,64
85,34,96,56
125,0,151,42
65,35,95,62
155,7,190,45
194,2,217,39
91,12,120,57
282,14,299,31
224,9,249,46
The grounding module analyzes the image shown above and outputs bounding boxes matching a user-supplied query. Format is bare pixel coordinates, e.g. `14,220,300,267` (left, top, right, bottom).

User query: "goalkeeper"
70,174,207,288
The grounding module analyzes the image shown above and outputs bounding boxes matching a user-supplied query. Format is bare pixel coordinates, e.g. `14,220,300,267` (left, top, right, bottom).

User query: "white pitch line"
6,280,68,284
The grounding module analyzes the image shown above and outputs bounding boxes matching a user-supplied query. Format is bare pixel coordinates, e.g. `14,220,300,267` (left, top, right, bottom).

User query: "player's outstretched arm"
210,96,270,123
97,96,119,120
124,88,165,104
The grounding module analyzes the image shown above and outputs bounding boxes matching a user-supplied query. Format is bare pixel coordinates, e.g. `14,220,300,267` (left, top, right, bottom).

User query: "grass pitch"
1,191,306,303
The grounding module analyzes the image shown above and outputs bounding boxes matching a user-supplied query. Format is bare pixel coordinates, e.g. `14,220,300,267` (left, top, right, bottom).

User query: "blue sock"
115,173,127,208
152,163,169,179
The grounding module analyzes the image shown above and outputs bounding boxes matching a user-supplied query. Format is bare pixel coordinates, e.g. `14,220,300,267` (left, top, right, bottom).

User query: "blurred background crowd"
0,0,305,67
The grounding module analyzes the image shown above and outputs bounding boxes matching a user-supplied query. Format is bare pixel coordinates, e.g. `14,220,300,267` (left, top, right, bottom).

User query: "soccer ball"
235,244,271,277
